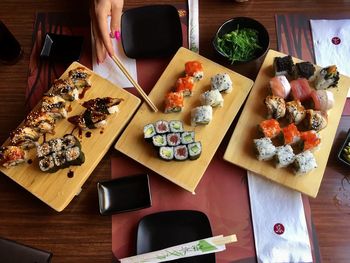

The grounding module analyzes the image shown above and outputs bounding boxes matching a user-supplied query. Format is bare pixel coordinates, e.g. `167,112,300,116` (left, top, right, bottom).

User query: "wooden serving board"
115,47,254,193
224,49,350,197
0,62,141,211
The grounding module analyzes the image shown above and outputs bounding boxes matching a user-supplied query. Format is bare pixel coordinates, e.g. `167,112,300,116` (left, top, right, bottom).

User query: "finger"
95,5,115,57
91,12,107,62
110,0,124,39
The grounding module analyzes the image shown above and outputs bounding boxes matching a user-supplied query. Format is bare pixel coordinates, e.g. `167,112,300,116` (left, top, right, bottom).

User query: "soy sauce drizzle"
27,159,33,164
67,170,74,178
78,86,91,100
85,131,92,138
67,103,73,112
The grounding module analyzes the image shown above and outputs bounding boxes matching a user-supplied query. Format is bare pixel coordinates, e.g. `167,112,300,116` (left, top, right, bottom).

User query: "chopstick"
111,55,158,112
212,234,237,246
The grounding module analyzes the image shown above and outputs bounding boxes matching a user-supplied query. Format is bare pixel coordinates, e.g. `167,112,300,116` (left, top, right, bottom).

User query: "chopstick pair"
111,55,158,112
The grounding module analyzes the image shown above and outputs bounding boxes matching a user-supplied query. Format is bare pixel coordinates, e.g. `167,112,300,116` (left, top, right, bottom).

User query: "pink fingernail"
115,31,121,41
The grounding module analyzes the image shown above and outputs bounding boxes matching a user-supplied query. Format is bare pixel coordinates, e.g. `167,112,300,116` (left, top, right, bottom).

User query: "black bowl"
338,128,350,167
213,17,270,79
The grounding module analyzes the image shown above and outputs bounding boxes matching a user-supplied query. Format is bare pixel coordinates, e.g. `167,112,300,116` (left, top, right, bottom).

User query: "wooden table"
1,0,350,262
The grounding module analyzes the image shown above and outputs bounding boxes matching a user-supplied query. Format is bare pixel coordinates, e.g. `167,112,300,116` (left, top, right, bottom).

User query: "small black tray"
338,128,350,166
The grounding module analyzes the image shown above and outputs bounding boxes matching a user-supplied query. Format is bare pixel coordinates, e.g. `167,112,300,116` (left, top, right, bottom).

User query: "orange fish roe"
300,130,321,151
259,119,281,138
175,76,195,96
164,92,184,113
185,61,203,80
282,123,300,144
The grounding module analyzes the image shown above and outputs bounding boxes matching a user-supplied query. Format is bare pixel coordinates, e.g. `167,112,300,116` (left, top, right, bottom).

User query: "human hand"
91,0,124,63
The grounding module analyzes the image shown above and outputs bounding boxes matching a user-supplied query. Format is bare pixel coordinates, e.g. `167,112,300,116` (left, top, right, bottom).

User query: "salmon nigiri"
269,75,291,99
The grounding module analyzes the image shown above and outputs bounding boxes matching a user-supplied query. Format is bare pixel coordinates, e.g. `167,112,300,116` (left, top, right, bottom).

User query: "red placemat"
275,13,350,116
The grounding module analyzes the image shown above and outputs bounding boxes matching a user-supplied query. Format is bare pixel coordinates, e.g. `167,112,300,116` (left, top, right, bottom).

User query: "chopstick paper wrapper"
120,234,237,263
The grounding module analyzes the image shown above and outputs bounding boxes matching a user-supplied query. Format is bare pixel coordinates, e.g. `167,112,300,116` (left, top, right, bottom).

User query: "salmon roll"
258,119,281,139
164,92,184,113
185,61,204,81
175,76,195,96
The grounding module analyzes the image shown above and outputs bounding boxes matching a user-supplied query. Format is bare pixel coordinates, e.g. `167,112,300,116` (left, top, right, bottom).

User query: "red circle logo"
331,37,341,45
273,223,285,235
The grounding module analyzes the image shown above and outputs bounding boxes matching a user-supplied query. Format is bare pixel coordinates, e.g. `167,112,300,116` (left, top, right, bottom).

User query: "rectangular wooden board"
115,47,254,193
0,62,141,211
223,49,350,197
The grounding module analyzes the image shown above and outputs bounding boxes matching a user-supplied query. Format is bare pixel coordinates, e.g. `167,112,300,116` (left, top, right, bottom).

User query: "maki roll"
253,137,276,161
315,65,340,90
191,105,213,126
164,91,184,113
174,145,189,161
166,133,181,146
49,138,64,153
52,151,67,168
143,123,156,140
82,97,123,114
62,134,81,149
36,142,51,158
68,67,92,89
159,146,174,161
258,119,281,139
264,95,286,119
0,146,27,168
273,55,294,76
293,150,317,175
210,73,233,93
41,93,67,119
303,109,328,131
169,120,184,133
274,145,295,168
293,61,316,80
187,142,202,160
280,123,300,145
10,126,40,150
285,100,306,125
200,89,224,107
185,61,204,81
25,110,56,134
181,131,195,144
51,78,79,101
65,146,85,166
155,120,170,134
38,155,56,173
152,134,167,147
175,76,195,96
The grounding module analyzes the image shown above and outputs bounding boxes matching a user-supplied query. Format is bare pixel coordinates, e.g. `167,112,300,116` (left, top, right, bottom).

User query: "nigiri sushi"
273,55,294,76
258,119,281,138
175,76,195,96
10,126,40,149
51,78,79,101
164,92,184,113
211,73,233,93
269,75,291,99
299,130,321,151
0,146,27,168
290,78,312,101
264,95,286,119
82,97,123,114
293,61,316,80
68,67,92,89
309,90,334,111
303,109,328,131
185,61,204,80
41,93,67,119
280,123,300,145
68,110,107,130
285,100,306,125
315,65,340,90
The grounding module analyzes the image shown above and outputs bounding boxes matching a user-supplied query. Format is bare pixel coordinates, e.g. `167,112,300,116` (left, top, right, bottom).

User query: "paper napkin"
248,171,312,263
310,19,350,97
91,17,138,88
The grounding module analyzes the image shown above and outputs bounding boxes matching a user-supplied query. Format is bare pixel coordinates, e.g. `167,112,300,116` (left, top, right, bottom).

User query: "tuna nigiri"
290,78,312,101
269,75,291,99
309,90,334,111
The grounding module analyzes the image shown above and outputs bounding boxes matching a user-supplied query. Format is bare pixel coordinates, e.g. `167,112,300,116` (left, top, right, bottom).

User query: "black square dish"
137,210,215,263
121,4,183,58
40,33,84,63
97,174,152,215
338,128,350,166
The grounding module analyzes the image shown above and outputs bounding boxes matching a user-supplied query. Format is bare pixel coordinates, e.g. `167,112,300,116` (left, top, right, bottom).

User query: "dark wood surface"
1,0,350,262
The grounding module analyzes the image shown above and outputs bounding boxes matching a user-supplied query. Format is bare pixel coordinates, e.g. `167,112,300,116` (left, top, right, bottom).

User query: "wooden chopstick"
212,234,237,246
111,55,158,112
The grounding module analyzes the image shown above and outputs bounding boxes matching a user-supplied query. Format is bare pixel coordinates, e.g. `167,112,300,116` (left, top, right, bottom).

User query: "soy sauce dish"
338,129,350,167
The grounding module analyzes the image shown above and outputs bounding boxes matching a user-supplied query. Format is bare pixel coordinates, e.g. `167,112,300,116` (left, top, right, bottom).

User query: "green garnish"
215,26,262,64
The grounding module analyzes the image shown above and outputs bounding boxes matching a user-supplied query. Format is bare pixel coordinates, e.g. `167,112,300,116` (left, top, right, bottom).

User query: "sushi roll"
253,137,276,161
273,55,294,76
285,100,306,125
293,150,317,175
175,76,195,96
185,61,204,81
269,75,291,99
51,78,79,101
211,73,232,93
200,89,224,107
290,78,313,102
274,145,295,168
0,146,27,168
10,126,40,149
65,146,85,166
38,155,56,172
152,134,167,147
41,93,67,119
315,65,340,90
155,120,170,134
303,109,328,131
298,130,321,152
174,145,189,161
191,105,213,126
258,119,281,139
68,67,92,89
25,110,56,134
159,146,174,161
309,90,334,111
36,142,51,158
82,97,123,114
187,141,202,160
164,91,184,113
143,123,157,140
264,95,286,119
68,110,108,130
280,123,300,145
52,151,67,168
48,138,64,152
293,62,316,80
166,133,181,147
181,131,195,144
62,134,81,149
169,120,184,133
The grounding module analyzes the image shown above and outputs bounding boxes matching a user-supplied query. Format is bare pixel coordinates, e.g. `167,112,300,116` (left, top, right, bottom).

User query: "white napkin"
91,17,138,88
310,19,350,97
248,171,312,263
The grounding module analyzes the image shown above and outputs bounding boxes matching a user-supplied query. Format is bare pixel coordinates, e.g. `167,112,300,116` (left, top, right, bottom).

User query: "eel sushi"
68,67,92,89
210,73,232,93
41,93,67,119
293,150,317,175
0,146,27,168
258,119,281,139
164,92,184,113
25,110,56,134
293,61,316,80
175,76,195,96
280,123,300,145
51,78,79,101
290,78,313,102
285,100,306,125
315,65,340,90
10,126,40,149
309,90,334,111
269,75,291,99
253,137,276,161
273,55,294,76
68,110,107,130
264,95,286,119
185,61,204,80
274,145,295,168
303,109,328,131
191,105,213,126
200,89,224,107
82,97,123,114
